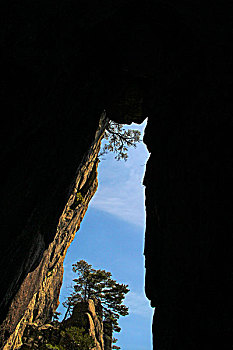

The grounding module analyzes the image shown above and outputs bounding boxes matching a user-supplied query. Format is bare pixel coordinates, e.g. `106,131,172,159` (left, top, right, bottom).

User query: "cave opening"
57,118,154,350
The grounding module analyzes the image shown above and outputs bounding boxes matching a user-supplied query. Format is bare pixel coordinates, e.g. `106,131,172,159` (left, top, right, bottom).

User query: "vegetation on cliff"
20,323,95,350
99,116,141,161
21,258,129,350
45,326,95,350
62,260,129,334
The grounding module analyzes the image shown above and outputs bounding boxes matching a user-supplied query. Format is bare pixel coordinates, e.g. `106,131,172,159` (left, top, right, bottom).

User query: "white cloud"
91,177,146,227
90,120,150,227
125,291,154,318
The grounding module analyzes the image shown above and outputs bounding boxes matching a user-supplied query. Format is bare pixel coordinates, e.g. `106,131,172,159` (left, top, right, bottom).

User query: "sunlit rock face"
0,117,108,350
19,299,105,349
0,1,232,350
64,299,105,350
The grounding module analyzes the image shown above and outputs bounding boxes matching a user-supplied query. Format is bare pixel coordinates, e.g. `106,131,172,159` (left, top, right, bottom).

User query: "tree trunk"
62,303,71,322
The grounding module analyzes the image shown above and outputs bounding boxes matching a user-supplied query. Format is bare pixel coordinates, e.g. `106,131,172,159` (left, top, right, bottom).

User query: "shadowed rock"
0,1,232,349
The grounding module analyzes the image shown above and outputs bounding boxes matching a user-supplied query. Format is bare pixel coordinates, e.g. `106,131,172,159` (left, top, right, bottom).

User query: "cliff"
0,1,232,349
19,299,109,350
64,299,105,350
0,116,109,349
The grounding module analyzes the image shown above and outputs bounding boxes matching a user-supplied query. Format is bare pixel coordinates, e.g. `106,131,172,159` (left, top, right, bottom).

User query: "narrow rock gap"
57,118,154,349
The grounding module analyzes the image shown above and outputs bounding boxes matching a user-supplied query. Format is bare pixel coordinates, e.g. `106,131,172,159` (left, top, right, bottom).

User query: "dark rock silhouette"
0,1,232,349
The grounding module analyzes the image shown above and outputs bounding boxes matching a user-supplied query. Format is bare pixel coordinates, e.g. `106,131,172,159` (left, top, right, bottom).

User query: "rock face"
64,299,104,350
20,299,107,350
0,116,108,349
0,1,232,350
20,323,61,349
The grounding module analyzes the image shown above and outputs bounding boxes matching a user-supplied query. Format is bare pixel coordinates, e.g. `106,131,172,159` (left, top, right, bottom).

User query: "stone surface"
64,299,104,350
20,323,61,349
19,299,105,349
0,1,232,350
0,117,108,349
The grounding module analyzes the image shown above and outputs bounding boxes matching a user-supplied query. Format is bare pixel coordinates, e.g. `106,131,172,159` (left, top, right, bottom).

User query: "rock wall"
0,1,232,350
19,299,106,349
64,299,104,350
0,116,108,349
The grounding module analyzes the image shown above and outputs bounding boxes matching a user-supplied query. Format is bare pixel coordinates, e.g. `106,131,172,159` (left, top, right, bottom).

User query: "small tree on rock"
62,260,129,334
99,118,141,161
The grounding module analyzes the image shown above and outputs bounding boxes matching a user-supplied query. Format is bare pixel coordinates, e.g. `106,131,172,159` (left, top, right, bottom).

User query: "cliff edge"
0,116,109,350
20,299,110,350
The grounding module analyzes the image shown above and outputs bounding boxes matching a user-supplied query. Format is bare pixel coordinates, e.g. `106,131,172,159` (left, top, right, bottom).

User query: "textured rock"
19,299,106,350
64,299,104,350
20,323,61,349
0,116,108,349
0,1,232,350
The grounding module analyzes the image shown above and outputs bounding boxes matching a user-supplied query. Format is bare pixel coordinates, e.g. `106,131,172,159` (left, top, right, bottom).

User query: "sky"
57,118,154,350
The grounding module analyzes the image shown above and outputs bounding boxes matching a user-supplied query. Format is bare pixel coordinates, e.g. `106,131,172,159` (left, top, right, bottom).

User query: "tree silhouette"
62,260,129,333
99,118,141,161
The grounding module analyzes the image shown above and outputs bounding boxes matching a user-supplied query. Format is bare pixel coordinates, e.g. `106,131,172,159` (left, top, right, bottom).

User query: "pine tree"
99,118,141,161
62,260,129,333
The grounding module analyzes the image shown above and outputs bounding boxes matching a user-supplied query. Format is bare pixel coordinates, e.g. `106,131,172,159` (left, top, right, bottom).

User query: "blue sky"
57,119,154,350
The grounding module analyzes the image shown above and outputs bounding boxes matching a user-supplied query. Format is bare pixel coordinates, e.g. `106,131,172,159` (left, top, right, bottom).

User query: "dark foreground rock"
0,1,232,349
